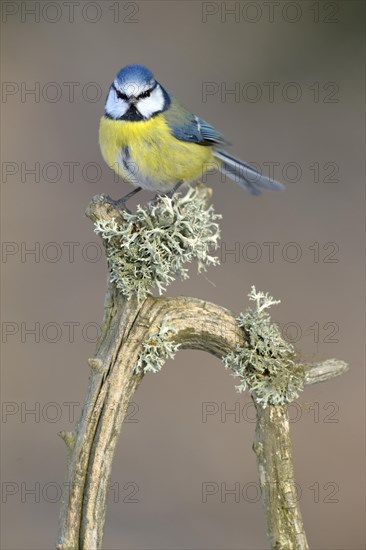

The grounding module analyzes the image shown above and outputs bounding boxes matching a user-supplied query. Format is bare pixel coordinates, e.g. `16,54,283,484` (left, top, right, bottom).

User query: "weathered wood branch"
254,404,309,550
56,192,349,550
304,358,349,385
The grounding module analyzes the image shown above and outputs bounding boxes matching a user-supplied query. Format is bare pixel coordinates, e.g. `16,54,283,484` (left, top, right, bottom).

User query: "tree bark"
254,404,308,550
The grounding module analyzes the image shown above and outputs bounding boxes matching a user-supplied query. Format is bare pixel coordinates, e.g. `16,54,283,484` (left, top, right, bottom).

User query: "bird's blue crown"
115,64,155,87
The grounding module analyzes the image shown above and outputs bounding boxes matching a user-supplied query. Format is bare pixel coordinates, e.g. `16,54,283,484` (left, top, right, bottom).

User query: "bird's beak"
130,97,138,105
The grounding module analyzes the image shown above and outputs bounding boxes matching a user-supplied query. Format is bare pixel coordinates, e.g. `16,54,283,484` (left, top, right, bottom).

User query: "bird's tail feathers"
213,150,284,196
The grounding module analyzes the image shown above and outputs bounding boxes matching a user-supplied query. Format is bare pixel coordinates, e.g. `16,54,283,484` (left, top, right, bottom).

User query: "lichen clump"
134,318,180,374
94,186,221,301
223,287,305,407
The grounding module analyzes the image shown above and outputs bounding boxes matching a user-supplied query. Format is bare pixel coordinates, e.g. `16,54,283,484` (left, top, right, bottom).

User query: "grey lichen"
93,186,221,302
223,287,305,407
134,318,181,374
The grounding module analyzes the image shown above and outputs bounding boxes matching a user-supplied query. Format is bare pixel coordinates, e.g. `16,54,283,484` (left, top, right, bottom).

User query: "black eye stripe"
138,82,158,99
116,90,128,101
112,84,128,101
112,81,157,101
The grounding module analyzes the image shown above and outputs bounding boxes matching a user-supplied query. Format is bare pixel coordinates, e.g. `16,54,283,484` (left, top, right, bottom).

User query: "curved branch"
80,294,249,548
57,191,349,550
57,290,248,550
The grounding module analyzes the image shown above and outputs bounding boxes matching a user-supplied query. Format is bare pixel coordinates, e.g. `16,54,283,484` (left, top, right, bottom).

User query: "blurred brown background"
1,1,365,548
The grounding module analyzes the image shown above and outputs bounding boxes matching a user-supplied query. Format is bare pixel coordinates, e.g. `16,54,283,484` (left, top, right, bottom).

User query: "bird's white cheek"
136,86,165,118
105,90,129,118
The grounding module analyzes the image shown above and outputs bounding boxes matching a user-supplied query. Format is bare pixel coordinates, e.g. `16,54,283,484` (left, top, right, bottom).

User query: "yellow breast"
99,115,214,190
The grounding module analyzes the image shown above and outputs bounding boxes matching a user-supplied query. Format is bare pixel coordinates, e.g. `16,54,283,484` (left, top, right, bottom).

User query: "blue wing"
163,97,229,146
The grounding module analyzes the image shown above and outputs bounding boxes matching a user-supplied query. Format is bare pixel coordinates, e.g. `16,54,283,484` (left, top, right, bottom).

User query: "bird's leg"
153,181,184,202
166,181,184,198
113,187,142,212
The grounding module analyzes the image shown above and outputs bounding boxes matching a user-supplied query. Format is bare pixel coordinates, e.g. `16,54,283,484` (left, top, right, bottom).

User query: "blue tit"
99,64,284,198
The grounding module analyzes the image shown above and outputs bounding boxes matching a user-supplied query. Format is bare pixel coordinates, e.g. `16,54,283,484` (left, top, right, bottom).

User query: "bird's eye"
116,90,128,101
139,90,151,99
